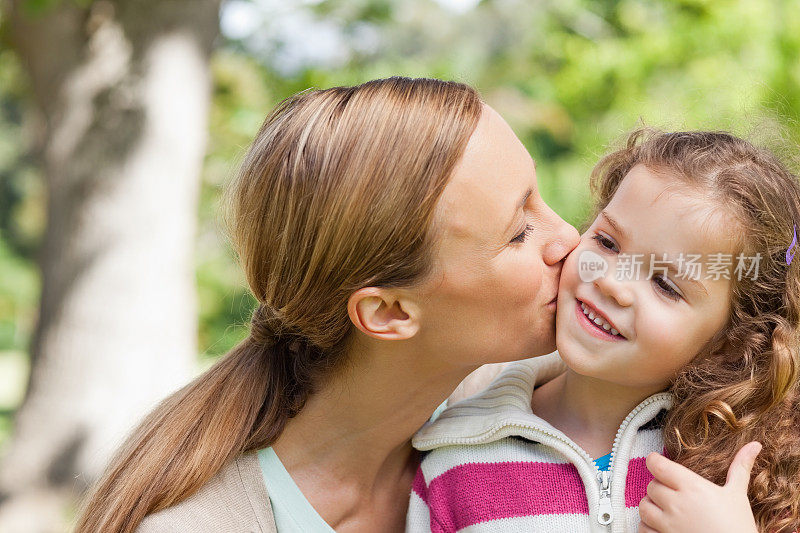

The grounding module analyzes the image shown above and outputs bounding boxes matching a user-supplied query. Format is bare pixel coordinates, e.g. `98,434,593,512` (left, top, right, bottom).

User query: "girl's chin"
554,342,612,376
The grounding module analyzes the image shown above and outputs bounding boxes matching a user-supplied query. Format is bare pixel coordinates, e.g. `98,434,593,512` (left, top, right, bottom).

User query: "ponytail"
74,303,332,532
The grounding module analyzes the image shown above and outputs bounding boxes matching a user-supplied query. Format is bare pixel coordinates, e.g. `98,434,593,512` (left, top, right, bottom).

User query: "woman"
74,77,579,532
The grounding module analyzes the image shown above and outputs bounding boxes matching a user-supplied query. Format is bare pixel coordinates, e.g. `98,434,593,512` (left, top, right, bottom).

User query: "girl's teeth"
580,300,622,337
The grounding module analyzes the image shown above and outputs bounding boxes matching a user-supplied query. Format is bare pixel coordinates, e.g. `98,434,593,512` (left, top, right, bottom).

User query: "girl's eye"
511,224,534,244
652,274,681,301
591,233,618,253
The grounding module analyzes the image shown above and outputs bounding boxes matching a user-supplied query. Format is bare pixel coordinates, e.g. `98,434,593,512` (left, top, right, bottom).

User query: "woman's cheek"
512,253,544,303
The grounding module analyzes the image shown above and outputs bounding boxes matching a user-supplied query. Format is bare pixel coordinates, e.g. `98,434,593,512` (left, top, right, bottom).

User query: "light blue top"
594,452,612,471
256,399,449,531
257,447,336,532
430,398,449,422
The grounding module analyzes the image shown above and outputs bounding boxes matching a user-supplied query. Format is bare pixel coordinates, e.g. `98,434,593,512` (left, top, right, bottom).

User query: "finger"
638,523,660,533
645,479,677,509
725,441,762,492
638,495,667,532
645,452,698,490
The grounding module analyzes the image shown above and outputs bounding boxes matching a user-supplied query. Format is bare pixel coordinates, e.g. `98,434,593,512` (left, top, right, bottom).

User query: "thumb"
725,441,762,492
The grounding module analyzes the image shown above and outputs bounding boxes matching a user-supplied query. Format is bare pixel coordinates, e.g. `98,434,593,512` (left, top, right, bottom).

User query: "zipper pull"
597,470,614,526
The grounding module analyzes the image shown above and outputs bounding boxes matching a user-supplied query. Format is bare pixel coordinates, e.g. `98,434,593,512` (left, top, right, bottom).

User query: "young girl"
407,129,800,533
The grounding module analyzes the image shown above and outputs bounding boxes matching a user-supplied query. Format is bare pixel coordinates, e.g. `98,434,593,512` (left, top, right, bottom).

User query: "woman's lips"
574,299,626,342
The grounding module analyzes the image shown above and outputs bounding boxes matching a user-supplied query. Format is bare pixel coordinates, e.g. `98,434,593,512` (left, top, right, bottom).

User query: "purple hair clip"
787,224,797,265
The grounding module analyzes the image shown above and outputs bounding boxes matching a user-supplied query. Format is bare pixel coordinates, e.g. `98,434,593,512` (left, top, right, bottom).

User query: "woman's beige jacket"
135,451,277,533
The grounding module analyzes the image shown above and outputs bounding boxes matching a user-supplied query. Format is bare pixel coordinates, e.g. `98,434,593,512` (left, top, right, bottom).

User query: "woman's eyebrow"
518,188,532,209
504,188,532,234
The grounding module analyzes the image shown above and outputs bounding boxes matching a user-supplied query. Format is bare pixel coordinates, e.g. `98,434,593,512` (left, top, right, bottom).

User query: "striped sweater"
406,352,673,533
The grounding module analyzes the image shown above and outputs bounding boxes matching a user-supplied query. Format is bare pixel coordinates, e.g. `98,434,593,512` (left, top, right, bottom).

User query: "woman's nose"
542,211,580,266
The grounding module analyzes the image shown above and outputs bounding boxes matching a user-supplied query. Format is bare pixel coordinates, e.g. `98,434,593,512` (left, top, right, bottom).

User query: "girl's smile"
573,298,627,341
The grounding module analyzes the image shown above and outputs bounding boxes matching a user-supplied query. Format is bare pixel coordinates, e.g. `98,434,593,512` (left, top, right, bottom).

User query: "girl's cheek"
637,307,682,351
558,268,571,293
560,244,582,288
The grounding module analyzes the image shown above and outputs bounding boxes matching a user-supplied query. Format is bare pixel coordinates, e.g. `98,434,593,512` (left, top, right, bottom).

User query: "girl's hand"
638,441,761,533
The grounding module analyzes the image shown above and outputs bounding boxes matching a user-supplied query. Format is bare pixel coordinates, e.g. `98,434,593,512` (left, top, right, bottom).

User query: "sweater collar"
412,351,673,451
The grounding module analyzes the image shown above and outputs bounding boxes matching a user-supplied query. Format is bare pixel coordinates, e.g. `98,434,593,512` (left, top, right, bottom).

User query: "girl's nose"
593,265,634,307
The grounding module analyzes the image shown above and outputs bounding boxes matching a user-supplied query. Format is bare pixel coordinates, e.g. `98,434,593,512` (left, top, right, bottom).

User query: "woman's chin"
525,335,557,359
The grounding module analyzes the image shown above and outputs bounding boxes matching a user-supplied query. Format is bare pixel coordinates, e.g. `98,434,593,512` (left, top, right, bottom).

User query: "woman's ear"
347,287,421,341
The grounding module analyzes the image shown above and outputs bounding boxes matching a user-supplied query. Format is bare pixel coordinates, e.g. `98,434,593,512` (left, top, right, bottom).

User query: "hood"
413,351,568,450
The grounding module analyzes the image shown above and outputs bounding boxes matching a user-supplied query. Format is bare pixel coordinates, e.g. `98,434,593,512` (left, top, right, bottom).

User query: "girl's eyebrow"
666,261,709,296
601,210,629,242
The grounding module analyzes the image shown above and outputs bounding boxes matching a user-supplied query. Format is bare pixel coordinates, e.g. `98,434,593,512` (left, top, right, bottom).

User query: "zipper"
606,393,668,474
417,392,672,531
597,469,613,525
598,393,671,529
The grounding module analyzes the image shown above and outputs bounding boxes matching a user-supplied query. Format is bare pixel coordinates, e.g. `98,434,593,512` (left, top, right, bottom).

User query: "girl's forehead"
607,165,741,251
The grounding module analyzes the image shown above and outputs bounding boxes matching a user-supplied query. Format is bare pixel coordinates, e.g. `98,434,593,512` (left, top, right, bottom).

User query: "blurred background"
0,0,798,530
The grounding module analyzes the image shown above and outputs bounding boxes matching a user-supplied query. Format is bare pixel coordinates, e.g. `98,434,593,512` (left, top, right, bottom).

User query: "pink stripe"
624,457,654,507
413,468,428,505
415,469,448,533
427,462,589,531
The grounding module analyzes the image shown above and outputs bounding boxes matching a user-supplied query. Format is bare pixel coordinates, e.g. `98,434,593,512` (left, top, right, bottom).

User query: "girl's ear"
346,287,421,341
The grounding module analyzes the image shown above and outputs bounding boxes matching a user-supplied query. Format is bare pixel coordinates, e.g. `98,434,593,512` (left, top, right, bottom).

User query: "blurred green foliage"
2,0,800,443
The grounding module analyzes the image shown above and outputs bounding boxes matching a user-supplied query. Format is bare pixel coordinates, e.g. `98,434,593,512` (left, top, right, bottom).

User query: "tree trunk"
0,1,220,530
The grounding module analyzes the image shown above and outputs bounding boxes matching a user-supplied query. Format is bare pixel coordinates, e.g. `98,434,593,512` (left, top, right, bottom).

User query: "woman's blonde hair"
74,76,482,532
590,129,800,532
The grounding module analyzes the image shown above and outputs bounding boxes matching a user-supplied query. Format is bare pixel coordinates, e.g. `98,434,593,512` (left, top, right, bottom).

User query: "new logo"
578,250,608,282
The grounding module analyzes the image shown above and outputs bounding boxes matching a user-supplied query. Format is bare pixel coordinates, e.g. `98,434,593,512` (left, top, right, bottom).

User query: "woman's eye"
511,224,534,244
591,233,618,252
653,274,681,301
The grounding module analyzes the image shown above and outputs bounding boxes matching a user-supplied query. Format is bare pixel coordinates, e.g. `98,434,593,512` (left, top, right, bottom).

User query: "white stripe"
454,509,643,533
458,512,592,532
406,491,432,533
624,506,643,533
421,437,570,480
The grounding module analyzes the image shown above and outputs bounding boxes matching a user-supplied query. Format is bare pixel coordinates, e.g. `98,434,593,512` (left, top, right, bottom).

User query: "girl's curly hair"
590,128,800,533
